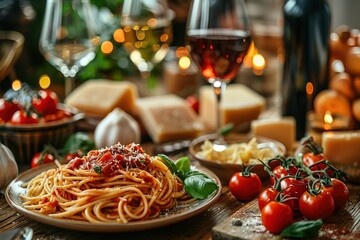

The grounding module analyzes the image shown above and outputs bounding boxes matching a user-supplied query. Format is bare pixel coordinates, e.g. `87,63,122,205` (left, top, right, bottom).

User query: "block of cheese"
135,95,203,143
322,131,360,166
251,117,296,151
65,79,138,118
199,84,266,132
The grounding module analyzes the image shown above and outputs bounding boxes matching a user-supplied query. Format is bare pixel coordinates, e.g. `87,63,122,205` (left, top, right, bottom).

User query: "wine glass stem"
65,76,75,97
213,79,226,131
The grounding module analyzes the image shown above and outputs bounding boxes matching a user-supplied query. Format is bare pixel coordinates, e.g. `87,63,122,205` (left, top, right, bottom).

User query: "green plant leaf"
281,219,323,238
62,132,95,155
158,154,177,174
175,156,191,179
184,174,218,199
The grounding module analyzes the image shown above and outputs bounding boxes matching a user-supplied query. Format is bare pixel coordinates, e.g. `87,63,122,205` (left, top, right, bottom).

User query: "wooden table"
0,143,359,240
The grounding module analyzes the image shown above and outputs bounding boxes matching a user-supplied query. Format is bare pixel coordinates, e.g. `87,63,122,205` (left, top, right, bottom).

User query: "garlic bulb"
0,141,18,192
94,108,141,148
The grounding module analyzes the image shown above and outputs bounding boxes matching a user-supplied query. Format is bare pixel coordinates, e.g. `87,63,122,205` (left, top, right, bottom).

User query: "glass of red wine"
186,0,252,141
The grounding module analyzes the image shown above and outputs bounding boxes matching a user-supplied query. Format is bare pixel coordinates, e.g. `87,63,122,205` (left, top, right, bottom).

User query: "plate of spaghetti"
5,143,221,232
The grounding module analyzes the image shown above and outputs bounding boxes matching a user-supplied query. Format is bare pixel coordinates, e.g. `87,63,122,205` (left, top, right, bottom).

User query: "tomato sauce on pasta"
20,143,194,223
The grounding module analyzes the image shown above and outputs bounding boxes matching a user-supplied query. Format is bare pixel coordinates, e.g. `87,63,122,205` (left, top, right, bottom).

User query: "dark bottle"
282,0,331,140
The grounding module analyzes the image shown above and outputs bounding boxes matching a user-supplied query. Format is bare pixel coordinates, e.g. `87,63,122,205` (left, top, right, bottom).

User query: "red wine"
188,29,251,83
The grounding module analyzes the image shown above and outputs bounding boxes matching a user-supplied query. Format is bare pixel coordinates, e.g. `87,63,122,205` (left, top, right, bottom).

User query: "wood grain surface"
212,183,360,240
0,142,359,240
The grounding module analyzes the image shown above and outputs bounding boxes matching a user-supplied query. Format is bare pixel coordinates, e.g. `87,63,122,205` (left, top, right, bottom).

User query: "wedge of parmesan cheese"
251,117,296,151
65,79,138,118
135,95,203,143
199,84,266,131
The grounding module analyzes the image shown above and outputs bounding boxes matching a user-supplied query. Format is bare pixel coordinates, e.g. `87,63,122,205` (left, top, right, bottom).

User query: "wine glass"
39,0,100,97
186,0,252,137
120,0,174,96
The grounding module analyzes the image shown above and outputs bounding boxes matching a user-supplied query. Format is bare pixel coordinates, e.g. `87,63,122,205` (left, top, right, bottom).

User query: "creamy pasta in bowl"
189,134,286,183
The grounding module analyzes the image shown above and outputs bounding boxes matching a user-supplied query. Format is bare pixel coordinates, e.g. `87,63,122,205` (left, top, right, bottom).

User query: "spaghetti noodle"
20,143,194,223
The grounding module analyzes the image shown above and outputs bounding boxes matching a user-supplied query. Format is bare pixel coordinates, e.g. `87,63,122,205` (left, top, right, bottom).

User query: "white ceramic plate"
5,163,221,233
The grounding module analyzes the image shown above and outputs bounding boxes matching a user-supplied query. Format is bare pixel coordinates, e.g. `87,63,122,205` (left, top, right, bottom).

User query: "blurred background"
0,0,359,99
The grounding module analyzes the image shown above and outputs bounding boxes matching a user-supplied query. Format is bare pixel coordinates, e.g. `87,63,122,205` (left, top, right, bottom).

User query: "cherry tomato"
321,178,349,210
229,172,262,202
64,151,83,162
185,95,199,113
0,98,19,122
261,201,293,234
281,177,308,210
258,187,294,211
270,165,299,185
299,190,335,220
32,90,59,115
10,110,39,124
31,152,55,168
303,152,333,176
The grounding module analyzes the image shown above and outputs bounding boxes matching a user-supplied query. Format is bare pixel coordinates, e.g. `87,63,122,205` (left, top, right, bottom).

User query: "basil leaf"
175,156,191,179
184,174,218,199
63,132,95,154
158,154,177,174
281,219,323,238
94,165,102,173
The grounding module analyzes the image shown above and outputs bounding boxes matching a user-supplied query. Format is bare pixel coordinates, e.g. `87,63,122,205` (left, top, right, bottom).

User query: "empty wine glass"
186,0,252,138
120,0,174,96
39,0,100,97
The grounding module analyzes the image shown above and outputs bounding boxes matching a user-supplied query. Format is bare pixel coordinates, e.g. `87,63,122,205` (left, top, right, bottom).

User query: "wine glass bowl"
39,0,99,97
186,0,252,131
121,0,174,95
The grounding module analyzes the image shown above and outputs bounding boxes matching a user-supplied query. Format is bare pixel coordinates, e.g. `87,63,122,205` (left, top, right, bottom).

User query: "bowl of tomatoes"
0,85,84,164
188,133,286,183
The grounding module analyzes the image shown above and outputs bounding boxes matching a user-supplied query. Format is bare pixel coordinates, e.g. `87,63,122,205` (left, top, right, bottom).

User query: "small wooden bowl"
0,104,83,164
188,133,286,183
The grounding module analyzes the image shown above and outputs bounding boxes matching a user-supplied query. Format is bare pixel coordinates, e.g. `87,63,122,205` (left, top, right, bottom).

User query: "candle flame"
324,111,333,124
243,41,256,68
253,54,265,70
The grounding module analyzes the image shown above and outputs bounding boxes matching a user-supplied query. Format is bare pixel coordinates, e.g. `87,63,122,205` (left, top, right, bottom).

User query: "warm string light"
101,40,113,54
39,74,51,89
12,80,22,91
179,56,191,70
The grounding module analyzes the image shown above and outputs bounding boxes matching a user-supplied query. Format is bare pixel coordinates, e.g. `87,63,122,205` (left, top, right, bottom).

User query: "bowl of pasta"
189,133,286,183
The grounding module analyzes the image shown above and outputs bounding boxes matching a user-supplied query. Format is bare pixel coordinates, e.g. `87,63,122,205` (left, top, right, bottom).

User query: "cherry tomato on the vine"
10,110,39,124
32,90,59,115
303,152,333,176
270,165,299,185
299,190,335,220
31,152,55,168
258,187,295,211
281,177,308,210
229,171,262,202
321,178,349,210
0,98,19,122
261,201,293,234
